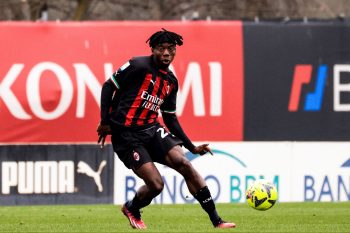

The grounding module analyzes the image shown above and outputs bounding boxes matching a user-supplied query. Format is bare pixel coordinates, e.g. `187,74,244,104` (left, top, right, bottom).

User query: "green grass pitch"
0,202,349,232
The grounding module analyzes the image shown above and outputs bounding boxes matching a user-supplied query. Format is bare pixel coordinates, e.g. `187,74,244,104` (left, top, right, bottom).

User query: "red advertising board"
0,21,243,143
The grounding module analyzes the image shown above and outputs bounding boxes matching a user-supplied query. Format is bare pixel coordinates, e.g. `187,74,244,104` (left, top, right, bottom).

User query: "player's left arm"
161,79,212,155
161,78,212,155
162,113,213,156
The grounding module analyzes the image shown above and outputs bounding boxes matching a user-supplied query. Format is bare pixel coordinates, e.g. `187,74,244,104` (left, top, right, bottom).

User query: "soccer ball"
245,179,278,211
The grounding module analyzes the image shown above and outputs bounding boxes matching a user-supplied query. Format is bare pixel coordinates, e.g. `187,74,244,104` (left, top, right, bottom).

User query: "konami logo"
288,64,350,112
0,62,112,120
0,22,243,142
0,60,238,142
0,62,223,120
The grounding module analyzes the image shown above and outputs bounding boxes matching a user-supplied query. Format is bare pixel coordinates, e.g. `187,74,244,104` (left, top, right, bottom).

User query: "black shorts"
111,123,183,170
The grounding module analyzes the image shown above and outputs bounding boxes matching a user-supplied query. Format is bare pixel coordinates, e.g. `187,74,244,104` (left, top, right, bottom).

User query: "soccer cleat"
215,219,236,228
121,203,147,229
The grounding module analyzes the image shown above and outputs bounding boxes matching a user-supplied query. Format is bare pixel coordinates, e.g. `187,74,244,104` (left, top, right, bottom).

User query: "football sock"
194,186,221,226
127,194,152,216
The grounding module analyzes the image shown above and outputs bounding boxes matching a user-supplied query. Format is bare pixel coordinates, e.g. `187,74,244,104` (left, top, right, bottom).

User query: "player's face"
152,43,176,68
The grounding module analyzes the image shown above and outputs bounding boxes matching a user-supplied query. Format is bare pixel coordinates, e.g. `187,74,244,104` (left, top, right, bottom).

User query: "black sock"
194,186,221,226
127,193,152,213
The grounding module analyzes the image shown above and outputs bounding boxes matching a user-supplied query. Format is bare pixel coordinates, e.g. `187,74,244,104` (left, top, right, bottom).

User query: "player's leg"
151,124,235,228
164,145,205,193
163,145,235,228
122,161,164,229
163,146,217,224
128,161,164,211
114,139,164,229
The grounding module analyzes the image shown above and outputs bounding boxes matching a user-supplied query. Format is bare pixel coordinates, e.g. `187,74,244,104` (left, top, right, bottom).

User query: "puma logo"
150,79,156,86
77,160,107,192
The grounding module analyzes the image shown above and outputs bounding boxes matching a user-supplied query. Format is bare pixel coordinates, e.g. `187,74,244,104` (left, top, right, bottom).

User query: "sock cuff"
194,186,221,225
194,186,210,198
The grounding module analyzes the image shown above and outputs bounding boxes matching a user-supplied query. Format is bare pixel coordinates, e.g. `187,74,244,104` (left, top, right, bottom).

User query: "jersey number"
157,128,169,138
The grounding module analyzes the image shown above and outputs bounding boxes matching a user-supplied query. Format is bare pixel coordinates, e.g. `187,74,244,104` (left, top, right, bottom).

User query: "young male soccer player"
97,28,235,229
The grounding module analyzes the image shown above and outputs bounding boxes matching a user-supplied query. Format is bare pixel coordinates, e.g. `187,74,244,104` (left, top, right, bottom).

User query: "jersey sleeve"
160,81,178,114
109,60,132,89
100,79,115,125
100,59,133,125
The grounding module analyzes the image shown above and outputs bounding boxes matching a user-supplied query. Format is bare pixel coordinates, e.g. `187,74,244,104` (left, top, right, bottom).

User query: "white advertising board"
114,142,350,204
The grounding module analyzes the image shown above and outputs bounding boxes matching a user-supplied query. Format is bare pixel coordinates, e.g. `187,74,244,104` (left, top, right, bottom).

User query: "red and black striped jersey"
100,55,178,128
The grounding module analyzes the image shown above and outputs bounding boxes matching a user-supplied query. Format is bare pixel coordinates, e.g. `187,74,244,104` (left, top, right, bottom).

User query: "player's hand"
97,123,111,148
191,143,213,156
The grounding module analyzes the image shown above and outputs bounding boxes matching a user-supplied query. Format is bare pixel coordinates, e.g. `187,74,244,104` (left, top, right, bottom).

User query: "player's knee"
181,159,193,169
179,159,196,178
149,179,164,195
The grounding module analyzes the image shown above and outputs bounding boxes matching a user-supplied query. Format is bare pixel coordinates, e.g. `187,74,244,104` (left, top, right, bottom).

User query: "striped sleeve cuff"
161,109,176,114
110,74,120,89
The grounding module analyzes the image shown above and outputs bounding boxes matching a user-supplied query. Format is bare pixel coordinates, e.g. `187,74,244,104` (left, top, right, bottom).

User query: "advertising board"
114,142,350,204
0,145,114,205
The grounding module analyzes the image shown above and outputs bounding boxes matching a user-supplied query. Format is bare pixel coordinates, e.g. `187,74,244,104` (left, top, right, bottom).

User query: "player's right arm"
97,79,116,148
98,60,132,147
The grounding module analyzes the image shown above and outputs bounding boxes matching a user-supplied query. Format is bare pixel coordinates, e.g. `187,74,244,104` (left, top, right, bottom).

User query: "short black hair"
146,28,183,48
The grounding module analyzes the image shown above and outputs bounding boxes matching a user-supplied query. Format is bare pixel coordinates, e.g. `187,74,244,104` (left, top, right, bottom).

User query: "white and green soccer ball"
246,179,278,211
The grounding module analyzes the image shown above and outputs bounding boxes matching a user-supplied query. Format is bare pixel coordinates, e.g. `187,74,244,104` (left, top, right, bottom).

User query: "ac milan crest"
133,151,140,161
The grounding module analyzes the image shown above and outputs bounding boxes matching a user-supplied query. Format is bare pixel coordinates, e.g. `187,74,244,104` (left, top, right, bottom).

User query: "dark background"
243,22,350,140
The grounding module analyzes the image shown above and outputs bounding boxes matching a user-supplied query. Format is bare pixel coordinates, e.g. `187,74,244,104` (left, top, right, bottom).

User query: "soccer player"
97,28,235,229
